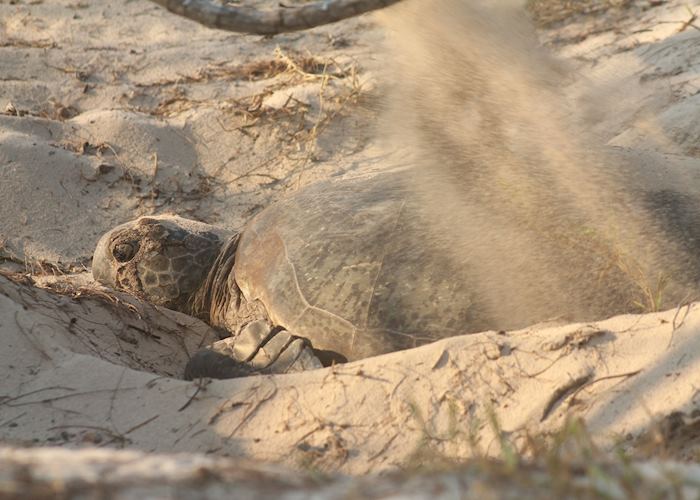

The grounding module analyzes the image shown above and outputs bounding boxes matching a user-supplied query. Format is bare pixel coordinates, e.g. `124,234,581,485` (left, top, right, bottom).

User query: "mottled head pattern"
92,215,225,311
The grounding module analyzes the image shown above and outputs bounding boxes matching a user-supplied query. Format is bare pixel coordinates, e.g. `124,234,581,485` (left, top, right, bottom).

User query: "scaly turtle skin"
92,216,223,312
92,215,324,378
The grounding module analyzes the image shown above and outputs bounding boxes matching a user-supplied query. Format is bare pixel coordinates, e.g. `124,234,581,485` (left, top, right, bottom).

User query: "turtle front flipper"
183,320,323,380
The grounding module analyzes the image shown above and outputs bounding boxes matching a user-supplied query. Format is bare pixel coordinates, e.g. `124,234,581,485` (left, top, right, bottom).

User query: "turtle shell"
234,171,484,360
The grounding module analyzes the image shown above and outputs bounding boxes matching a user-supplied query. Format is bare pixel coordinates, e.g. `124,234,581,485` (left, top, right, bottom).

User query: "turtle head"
92,215,226,311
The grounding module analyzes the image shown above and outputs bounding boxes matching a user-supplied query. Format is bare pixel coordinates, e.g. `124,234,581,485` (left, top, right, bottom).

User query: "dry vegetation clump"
135,47,360,119
131,47,365,193
209,50,366,189
396,413,697,498
526,0,635,27
0,240,84,277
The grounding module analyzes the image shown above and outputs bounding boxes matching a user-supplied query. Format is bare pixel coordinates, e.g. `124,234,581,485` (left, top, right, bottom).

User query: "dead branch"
148,0,403,35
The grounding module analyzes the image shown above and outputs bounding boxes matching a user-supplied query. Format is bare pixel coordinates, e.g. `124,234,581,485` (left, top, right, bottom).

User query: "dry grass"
142,47,365,193
396,395,700,498
0,240,82,277
137,48,357,119
402,407,700,497
133,49,352,101
526,0,634,27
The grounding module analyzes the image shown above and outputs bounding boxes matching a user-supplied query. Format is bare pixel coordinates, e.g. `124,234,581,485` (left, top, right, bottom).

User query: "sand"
3,0,700,495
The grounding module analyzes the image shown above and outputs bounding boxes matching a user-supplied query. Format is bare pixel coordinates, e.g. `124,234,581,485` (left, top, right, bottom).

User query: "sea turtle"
92,171,496,379
92,169,700,380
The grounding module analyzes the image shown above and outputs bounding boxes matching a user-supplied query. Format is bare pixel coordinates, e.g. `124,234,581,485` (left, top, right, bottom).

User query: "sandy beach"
4,0,700,496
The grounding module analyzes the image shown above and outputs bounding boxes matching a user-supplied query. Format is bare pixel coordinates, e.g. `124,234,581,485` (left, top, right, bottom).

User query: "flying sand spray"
378,0,700,330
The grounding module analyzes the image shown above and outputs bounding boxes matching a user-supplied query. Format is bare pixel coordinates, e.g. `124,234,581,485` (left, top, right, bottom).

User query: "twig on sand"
540,372,594,422
178,378,211,412
667,301,692,349
14,311,51,361
123,414,160,435
0,387,75,407
229,382,278,436
3,387,140,408
567,369,643,408
677,6,699,32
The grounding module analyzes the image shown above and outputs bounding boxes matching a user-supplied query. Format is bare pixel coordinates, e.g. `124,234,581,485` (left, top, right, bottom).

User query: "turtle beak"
92,229,118,288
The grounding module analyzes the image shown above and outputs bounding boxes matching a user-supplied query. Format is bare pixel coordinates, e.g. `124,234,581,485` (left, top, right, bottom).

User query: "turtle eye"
113,242,137,263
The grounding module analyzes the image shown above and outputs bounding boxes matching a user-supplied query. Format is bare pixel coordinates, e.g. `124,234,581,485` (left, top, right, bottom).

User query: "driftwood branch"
147,0,403,35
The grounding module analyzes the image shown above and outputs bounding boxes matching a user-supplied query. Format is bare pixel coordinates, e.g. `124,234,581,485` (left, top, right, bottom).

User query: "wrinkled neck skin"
188,234,243,331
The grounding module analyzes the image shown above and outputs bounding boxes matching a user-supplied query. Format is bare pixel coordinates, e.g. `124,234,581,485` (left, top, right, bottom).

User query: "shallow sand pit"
3,271,700,472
